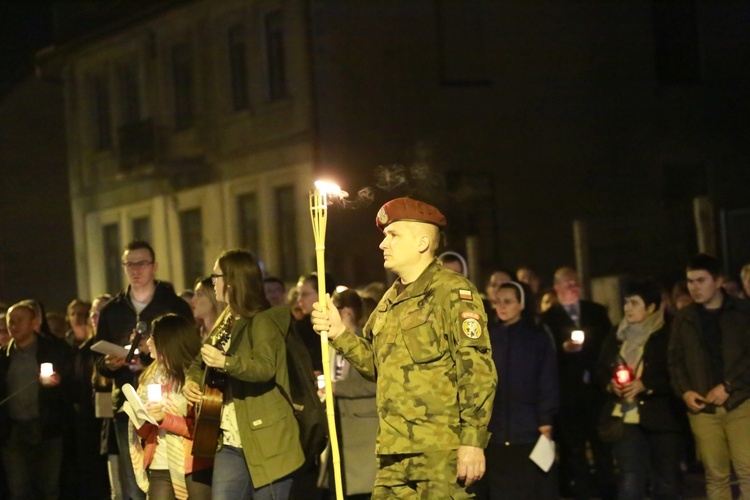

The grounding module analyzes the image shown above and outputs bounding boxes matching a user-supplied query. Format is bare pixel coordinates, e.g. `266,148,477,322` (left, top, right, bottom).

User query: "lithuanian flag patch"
459,289,473,301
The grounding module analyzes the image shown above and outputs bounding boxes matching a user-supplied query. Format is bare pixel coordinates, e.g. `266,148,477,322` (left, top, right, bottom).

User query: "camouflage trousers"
372,450,474,499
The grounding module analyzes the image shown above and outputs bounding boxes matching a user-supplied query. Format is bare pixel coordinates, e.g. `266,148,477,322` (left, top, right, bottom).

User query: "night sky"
0,3,55,94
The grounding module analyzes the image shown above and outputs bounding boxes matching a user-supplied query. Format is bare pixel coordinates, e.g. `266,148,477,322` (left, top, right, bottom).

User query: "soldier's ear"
417,234,430,254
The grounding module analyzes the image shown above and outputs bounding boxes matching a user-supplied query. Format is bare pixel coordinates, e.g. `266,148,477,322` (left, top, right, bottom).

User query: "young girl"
131,313,212,499
183,249,304,500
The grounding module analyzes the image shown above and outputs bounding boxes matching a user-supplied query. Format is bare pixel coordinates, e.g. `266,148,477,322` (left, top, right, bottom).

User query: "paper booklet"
529,434,556,472
91,340,130,357
121,383,158,427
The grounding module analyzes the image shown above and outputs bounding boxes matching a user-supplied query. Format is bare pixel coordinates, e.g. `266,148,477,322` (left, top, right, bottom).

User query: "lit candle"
570,330,585,344
317,375,326,389
40,363,54,380
615,365,632,385
147,384,162,402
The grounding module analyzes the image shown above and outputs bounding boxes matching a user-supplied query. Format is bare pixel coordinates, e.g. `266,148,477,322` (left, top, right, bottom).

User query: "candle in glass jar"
570,330,585,344
40,363,54,378
147,384,162,402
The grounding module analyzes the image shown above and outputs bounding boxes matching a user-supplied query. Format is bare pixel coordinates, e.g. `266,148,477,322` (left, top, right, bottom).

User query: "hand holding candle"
39,362,60,387
570,330,585,344
562,330,585,353
144,384,166,423
614,364,633,385
147,384,162,402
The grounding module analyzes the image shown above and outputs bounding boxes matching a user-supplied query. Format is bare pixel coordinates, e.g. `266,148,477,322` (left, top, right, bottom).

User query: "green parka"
188,306,304,487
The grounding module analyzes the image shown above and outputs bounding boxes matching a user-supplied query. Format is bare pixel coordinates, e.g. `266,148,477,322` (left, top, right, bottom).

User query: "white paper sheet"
529,434,556,472
121,383,158,427
90,340,130,357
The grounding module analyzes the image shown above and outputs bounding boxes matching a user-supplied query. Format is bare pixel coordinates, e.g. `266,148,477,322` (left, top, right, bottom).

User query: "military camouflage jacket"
331,259,497,454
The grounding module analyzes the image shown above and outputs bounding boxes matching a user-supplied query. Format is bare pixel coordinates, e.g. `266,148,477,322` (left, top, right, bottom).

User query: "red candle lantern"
614,364,633,385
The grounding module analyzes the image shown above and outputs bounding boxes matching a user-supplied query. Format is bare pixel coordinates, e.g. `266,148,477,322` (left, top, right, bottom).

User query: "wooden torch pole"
309,184,344,500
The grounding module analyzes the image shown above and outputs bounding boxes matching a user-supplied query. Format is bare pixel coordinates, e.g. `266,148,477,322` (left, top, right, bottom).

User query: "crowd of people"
0,196,748,500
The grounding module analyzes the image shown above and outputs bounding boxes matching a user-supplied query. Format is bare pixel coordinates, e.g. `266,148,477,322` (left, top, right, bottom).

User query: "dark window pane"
179,208,204,287
172,43,194,129
652,0,701,83
132,217,152,243
228,24,250,111
722,208,750,277
117,63,140,125
237,193,259,253
275,186,297,281
436,0,490,85
92,75,112,150
102,223,122,293
264,10,287,101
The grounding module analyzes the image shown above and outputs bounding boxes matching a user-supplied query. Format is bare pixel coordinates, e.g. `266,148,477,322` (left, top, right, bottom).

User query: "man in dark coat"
669,253,750,499
541,266,614,499
0,301,73,500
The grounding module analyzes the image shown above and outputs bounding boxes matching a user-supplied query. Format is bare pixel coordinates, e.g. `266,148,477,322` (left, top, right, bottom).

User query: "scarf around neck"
615,310,664,368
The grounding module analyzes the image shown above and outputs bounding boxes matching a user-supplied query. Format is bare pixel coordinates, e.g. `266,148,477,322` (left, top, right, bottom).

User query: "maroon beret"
375,197,447,232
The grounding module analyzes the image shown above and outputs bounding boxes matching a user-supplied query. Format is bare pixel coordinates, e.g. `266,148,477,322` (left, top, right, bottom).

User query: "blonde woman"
191,277,223,342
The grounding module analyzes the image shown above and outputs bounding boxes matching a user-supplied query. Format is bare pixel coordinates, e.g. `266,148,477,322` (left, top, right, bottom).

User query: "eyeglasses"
210,274,224,282
122,261,153,269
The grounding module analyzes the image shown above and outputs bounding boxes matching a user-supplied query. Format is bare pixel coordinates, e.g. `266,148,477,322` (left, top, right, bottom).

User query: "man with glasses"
92,240,193,500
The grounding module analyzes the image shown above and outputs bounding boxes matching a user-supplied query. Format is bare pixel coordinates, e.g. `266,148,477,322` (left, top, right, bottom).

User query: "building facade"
40,0,317,298
38,0,750,299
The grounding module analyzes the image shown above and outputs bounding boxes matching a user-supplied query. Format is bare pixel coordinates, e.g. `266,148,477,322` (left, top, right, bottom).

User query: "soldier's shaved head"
402,221,440,255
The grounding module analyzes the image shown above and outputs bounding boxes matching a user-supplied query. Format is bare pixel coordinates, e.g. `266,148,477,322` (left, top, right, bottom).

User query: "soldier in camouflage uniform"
312,198,497,498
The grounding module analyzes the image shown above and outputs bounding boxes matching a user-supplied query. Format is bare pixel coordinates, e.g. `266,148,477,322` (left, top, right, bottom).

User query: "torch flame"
314,180,349,199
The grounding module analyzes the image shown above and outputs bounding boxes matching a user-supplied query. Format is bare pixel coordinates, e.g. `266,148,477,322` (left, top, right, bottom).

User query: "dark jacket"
93,280,193,410
294,315,323,372
668,295,750,411
0,334,74,442
488,318,559,445
596,325,684,432
542,300,611,406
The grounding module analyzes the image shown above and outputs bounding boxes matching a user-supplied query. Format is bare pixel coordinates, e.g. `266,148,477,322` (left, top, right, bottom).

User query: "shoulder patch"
458,289,473,301
462,317,482,339
461,311,480,321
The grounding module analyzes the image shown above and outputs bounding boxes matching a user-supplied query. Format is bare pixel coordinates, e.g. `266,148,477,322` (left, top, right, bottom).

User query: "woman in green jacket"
184,249,304,500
